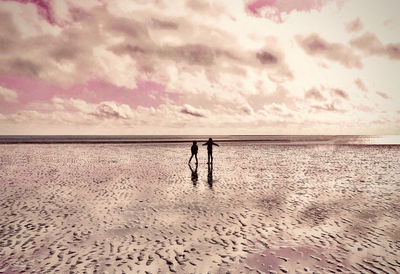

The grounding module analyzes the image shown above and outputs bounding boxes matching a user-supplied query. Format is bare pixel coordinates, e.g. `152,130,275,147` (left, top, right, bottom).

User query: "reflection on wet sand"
188,163,198,186
207,162,213,189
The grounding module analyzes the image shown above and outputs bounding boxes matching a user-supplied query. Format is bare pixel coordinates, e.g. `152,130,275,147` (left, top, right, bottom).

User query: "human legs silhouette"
189,153,198,165
207,151,213,164
188,154,194,164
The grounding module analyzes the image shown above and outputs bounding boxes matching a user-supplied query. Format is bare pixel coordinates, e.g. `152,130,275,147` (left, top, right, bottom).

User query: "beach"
0,142,399,273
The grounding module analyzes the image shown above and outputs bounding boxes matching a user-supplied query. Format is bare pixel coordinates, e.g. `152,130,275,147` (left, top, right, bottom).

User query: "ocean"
0,135,399,144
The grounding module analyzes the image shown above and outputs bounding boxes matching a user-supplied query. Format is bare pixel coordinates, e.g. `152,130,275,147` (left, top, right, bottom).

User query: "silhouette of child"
203,138,219,164
188,141,198,165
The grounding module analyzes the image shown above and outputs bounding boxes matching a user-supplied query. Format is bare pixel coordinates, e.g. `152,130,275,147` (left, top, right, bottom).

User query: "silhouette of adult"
202,138,219,164
188,141,198,165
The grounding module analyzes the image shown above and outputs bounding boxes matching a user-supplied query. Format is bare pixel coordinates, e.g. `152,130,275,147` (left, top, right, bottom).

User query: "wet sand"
0,143,399,273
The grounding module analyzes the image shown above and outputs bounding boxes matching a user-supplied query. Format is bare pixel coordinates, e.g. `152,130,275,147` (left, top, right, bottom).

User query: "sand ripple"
0,143,399,273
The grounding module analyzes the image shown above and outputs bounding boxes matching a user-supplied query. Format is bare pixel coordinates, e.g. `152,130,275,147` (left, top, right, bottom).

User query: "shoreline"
1,140,399,145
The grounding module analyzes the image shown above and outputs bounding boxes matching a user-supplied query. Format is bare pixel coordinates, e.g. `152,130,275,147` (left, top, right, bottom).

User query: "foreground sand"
0,143,399,273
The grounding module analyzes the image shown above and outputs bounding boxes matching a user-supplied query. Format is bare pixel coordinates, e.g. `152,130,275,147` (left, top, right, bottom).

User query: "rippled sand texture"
0,143,399,273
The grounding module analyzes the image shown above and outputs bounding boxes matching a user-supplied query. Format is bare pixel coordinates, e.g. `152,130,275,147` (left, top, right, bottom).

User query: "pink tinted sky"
0,0,399,134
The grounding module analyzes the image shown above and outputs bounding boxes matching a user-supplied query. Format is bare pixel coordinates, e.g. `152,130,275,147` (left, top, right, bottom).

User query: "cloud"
240,103,254,115
350,32,400,60
331,88,349,100
305,88,325,101
386,44,400,59
1,0,292,111
0,10,18,36
0,86,18,102
0,0,400,135
0,74,173,112
91,102,132,120
2,0,101,26
354,104,373,112
246,0,332,22
376,91,390,99
0,5,138,88
256,50,278,65
180,104,206,117
185,0,216,13
346,18,363,32
297,33,362,68
2,97,155,132
354,78,367,92
152,18,179,30
6,0,56,25
7,58,41,77
350,32,384,55
164,44,215,66
263,103,295,118
310,103,345,113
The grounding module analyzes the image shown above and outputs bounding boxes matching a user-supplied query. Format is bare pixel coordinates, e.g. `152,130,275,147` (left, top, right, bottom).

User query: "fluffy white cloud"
0,86,18,102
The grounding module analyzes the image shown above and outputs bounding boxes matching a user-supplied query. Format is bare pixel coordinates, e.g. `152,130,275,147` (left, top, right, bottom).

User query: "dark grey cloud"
311,103,345,113
350,32,383,55
256,51,278,65
106,16,149,39
7,58,41,77
50,47,79,61
0,11,18,36
0,11,21,53
297,33,362,68
165,44,215,66
350,32,400,60
152,18,179,30
108,44,149,58
386,44,400,59
331,88,348,100
305,88,325,101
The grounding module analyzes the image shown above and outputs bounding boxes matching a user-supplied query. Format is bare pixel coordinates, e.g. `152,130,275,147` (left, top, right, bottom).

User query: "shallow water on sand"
0,143,399,273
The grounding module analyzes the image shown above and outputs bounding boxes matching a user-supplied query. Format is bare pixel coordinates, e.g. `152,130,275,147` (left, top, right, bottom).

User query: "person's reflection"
207,162,213,189
189,163,198,186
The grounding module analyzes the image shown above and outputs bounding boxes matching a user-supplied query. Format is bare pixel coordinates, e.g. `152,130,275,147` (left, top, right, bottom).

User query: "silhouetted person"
188,141,198,165
202,138,219,164
189,163,198,186
207,162,213,189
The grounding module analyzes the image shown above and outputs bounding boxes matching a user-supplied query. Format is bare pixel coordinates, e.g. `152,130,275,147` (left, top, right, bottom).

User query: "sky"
0,0,399,135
